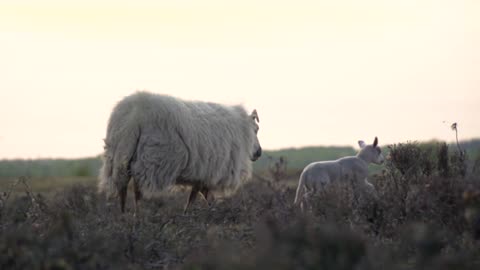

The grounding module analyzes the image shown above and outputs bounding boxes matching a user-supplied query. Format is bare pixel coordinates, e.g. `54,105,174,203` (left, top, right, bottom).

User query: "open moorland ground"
1,142,480,270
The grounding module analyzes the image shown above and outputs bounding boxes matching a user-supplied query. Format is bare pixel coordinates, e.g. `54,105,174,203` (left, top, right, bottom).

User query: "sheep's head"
250,109,262,161
358,137,384,165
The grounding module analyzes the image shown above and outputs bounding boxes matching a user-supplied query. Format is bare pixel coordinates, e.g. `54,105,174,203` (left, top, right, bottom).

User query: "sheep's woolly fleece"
99,91,257,197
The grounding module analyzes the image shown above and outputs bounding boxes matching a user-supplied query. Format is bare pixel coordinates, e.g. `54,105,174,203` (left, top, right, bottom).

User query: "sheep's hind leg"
184,185,200,214
119,185,128,213
133,180,142,217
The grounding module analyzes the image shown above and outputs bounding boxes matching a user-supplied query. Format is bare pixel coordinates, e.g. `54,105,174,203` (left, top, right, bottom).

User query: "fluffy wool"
98,91,259,197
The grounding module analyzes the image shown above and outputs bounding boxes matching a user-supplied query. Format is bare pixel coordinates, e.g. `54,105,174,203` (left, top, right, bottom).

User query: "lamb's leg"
184,185,200,214
300,191,307,213
302,189,314,213
363,178,378,199
133,180,142,217
300,196,307,213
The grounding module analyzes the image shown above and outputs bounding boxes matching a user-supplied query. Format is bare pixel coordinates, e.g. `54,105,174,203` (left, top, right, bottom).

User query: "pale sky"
1,0,479,159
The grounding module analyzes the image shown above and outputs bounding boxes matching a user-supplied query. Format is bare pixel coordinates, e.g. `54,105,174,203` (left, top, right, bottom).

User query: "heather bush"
0,143,479,269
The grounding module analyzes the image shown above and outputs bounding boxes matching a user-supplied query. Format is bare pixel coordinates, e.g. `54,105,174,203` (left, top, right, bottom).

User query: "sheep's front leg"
199,187,214,207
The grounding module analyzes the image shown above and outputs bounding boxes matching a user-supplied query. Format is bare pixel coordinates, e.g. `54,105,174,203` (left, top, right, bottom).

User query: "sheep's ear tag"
358,140,366,149
251,109,259,123
373,137,378,147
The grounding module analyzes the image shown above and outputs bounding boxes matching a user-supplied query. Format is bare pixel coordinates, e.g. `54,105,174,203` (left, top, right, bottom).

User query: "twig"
451,122,464,155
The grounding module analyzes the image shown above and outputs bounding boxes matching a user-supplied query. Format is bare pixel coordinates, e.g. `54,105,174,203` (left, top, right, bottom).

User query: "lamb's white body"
294,138,384,209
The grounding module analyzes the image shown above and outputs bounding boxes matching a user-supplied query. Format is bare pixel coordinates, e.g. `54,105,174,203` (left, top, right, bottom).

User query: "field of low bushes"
1,142,479,269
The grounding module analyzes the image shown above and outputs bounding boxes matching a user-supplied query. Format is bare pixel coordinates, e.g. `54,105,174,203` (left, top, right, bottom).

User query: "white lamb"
294,137,384,210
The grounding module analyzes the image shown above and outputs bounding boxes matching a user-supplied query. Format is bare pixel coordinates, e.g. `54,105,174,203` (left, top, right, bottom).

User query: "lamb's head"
249,109,262,161
358,137,385,165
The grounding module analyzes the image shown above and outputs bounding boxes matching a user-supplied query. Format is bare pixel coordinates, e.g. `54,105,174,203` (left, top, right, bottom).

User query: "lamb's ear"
250,109,259,123
373,137,378,147
358,140,366,149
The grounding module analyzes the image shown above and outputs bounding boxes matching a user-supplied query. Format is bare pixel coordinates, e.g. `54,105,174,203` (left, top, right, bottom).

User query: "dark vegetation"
0,157,102,178
1,141,480,269
253,146,357,174
1,139,478,179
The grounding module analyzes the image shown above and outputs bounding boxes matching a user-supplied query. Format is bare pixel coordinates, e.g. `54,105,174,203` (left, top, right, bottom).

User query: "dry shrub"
1,149,480,270
388,142,436,178
184,218,370,270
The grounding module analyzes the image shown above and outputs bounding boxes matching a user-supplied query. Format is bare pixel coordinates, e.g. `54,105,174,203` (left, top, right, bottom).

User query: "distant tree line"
253,146,356,174
0,157,102,178
0,139,478,179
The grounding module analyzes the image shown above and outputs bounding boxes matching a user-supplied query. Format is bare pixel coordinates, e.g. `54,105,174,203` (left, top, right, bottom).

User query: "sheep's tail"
98,124,141,198
293,175,305,206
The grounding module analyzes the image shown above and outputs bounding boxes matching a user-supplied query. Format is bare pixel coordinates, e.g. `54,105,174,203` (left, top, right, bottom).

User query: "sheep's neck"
356,152,371,165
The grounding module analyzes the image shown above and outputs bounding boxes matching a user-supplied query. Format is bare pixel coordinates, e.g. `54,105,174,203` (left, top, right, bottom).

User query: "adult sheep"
98,91,262,213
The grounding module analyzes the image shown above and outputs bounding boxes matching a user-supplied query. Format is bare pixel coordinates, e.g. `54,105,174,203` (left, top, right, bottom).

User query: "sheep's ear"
358,140,366,149
103,139,109,150
373,137,378,147
251,109,259,123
